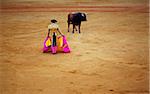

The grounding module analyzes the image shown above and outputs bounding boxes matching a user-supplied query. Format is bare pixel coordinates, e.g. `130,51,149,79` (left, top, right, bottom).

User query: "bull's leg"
72,24,75,33
68,22,70,32
75,26,77,31
78,23,81,33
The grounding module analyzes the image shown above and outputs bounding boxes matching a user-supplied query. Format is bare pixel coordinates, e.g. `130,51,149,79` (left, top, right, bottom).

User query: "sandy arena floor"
0,0,149,94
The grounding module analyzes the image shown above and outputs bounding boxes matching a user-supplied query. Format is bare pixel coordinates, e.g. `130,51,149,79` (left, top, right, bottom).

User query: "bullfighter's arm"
57,28,63,36
48,29,50,37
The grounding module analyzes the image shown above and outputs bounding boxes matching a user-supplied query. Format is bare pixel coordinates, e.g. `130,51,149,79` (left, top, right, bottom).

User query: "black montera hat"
51,19,57,23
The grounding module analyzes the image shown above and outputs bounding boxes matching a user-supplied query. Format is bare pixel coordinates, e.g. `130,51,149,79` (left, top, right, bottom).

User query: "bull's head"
80,13,87,21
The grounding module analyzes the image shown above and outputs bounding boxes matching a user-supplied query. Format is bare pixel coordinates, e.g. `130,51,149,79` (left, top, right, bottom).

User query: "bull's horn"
85,13,88,15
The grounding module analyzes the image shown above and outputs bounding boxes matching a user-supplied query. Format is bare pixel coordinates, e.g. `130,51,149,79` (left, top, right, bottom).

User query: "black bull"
67,12,87,33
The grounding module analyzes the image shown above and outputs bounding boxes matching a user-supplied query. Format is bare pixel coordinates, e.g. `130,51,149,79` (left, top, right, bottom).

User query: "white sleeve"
48,25,51,29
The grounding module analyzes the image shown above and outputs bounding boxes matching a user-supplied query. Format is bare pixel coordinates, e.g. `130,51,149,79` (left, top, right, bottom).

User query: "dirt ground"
0,0,149,94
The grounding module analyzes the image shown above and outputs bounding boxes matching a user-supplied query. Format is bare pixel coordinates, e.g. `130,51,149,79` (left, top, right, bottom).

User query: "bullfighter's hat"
51,19,57,23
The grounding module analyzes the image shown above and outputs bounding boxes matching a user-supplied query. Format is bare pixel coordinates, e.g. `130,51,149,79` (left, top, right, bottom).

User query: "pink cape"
43,35,70,54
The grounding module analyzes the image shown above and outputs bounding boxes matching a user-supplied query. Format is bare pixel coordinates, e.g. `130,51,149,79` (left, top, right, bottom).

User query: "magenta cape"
43,35,71,54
